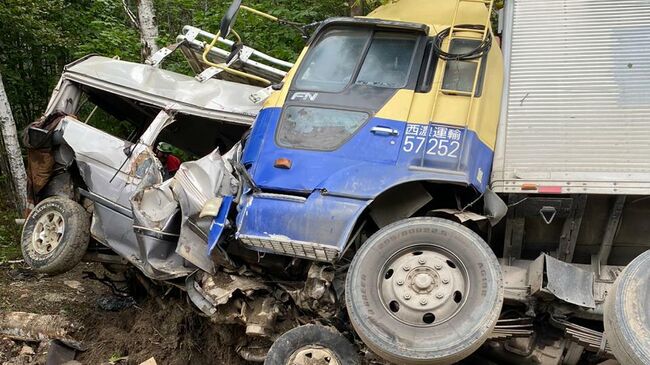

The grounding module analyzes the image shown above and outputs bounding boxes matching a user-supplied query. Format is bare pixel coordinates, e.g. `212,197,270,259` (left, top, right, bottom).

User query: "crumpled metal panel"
131,148,237,274
61,56,263,125
493,0,650,194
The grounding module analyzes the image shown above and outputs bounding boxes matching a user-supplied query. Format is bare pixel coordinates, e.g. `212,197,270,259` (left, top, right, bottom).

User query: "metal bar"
597,195,626,266
503,194,524,262
182,26,294,69
557,195,588,262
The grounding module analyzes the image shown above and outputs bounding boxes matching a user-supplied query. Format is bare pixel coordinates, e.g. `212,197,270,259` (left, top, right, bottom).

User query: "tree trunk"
136,0,160,60
0,311,78,343
350,0,365,16
0,73,27,213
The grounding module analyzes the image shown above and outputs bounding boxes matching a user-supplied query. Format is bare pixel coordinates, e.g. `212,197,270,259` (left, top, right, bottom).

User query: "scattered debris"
44,340,77,364
63,280,84,292
96,296,136,312
139,357,158,365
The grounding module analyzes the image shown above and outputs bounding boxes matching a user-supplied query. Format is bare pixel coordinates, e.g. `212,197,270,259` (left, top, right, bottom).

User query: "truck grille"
238,234,339,262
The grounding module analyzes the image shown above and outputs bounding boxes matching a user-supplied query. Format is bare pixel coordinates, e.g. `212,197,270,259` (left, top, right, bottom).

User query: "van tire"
264,325,359,365
21,196,90,275
345,217,503,365
604,250,650,365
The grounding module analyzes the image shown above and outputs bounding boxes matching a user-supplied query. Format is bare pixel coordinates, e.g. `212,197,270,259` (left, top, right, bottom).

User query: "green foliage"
0,176,21,262
0,0,353,129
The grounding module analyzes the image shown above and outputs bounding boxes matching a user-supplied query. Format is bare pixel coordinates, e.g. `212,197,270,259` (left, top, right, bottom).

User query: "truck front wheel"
345,217,503,365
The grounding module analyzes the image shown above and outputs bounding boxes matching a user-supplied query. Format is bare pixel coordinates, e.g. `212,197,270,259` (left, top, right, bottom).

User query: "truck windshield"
294,28,418,92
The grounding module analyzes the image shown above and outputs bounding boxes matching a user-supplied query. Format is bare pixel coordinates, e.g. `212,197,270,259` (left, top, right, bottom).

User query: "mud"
0,261,250,365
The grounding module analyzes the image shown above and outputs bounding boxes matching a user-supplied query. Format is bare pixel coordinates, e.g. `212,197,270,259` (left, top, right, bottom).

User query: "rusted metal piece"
200,271,269,306
285,264,337,318
244,296,281,337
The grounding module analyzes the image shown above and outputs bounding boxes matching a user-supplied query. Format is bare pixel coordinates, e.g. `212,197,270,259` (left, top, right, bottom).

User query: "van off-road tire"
264,325,360,365
345,217,503,365
604,250,650,365
21,196,90,275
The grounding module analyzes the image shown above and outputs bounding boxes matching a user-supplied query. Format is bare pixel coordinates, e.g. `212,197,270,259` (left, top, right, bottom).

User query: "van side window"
77,100,139,142
442,39,488,96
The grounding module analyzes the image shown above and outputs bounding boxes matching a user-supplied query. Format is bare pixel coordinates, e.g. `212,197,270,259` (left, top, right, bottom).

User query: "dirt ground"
0,260,251,365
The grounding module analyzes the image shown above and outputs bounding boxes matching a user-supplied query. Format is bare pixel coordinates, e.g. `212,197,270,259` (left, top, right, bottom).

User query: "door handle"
370,126,399,136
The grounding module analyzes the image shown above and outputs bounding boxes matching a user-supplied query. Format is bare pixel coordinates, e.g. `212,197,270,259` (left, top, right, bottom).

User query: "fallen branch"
0,312,80,346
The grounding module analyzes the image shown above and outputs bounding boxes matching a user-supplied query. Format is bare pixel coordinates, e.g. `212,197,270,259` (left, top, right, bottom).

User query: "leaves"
0,0,384,128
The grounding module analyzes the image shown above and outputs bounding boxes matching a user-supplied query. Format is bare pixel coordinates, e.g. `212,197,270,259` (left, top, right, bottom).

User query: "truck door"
242,24,425,197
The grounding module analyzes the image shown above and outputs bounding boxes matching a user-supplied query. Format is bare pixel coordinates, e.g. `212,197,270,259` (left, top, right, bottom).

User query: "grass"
0,177,22,263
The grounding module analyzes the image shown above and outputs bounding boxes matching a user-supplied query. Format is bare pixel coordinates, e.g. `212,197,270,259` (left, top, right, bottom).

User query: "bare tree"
350,0,365,16
0,73,27,213
123,0,160,60
136,0,160,60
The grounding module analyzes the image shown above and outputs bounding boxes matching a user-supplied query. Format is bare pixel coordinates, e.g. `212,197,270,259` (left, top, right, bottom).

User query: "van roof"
63,55,264,125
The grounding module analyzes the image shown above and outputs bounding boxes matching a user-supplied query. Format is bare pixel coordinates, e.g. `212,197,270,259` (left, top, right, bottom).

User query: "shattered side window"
277,106,368,151
442,39,487,96
77,101,138,142
294,29,371,93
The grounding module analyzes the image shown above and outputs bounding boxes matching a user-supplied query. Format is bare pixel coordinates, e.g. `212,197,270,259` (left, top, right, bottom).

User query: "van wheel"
345,217,503,365
604,250,650,365
264,325,359,365
21,196,90,275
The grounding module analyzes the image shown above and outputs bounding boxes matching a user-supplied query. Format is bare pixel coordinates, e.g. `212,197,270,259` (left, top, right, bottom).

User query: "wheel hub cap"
288,346,340,365
380,247,468,327
32,212,65,255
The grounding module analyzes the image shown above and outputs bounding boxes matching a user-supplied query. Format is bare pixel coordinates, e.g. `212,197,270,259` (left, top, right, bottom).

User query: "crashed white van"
21,51,285,279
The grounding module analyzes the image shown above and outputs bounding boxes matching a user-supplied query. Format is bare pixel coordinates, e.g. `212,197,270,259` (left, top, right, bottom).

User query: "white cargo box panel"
491,0,650,195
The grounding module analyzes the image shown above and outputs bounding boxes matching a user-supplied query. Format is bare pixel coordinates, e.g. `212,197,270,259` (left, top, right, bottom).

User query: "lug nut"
434,264,443,270
403,294,411,300
396,280,404,286
419,299,428,305
436,293,444,299
418,258,426,265
403,265,411,271
442,279,449,284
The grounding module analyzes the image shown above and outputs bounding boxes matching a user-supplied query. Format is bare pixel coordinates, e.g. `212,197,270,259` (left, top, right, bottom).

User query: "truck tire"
345,217,503,365
264,324,359,365
21,196,90,275
604,250,650,365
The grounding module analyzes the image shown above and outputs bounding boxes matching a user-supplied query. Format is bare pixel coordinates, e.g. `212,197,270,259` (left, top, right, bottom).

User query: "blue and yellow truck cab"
234,0,503,261
210,0,505,363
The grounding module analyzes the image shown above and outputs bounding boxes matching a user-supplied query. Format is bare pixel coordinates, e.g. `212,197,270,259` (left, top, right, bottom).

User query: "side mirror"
220,0,243,39
123,145,133,157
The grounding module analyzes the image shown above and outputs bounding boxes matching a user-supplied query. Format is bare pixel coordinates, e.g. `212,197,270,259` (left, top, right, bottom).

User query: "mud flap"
529,254,596,308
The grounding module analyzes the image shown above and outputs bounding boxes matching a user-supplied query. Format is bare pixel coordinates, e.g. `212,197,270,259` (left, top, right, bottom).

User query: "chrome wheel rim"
32,211,65,255
378,245,469,327
287,345,340,365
